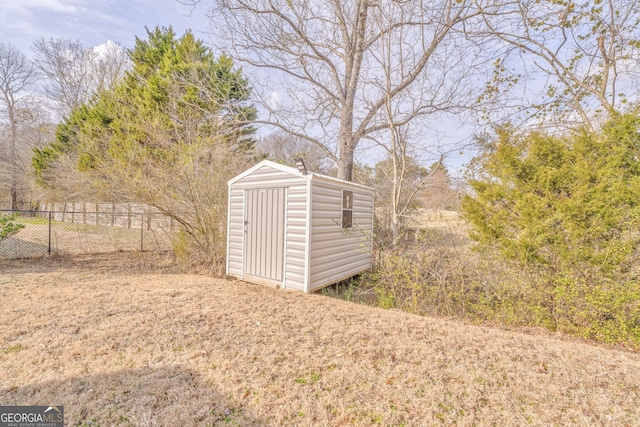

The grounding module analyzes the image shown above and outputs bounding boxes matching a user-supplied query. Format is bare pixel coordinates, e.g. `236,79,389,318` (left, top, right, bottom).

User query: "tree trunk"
10,181,17,211
391,214,400,248
337,138,354,182
10,107,17,211
335,0,368,183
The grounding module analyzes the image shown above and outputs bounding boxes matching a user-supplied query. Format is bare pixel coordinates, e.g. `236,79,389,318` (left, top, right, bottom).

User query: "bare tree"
93,40,131,94
372,128,450,246
0,103,55,207
362,1,480,244
420,162,459,213
32,38,129,118
186,0,481,181
476,0,640,130
0,43,38,209
256,130,333,174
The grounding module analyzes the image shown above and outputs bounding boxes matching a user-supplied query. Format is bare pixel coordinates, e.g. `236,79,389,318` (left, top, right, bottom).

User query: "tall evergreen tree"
34,26,255,183
33,27,257,258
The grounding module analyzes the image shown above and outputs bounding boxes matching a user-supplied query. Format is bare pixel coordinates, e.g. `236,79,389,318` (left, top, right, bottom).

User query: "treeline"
0,39,129,209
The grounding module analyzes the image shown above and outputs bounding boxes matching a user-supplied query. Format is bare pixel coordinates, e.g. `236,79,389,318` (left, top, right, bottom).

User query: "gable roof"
228,159,373,191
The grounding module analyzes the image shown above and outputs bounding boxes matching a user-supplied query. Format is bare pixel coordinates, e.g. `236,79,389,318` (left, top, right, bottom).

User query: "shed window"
342,190,353,228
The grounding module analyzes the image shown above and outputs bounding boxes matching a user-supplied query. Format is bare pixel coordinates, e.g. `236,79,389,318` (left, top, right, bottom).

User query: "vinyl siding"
283,184,307,291
230,165,303,189
227,160,373,293
227,163,308,291
226,188,245,277
308,180,373,292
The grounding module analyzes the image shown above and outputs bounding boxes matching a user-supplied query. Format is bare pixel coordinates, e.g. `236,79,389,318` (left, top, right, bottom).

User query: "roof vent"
294,157,307,175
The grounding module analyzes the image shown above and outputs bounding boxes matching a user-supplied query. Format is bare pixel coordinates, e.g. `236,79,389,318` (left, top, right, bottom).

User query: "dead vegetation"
1,253,639,426
367,210,640,350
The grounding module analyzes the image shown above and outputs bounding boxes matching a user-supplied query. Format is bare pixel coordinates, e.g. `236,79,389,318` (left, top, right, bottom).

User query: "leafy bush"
440,113,640,348
463,114,640,274
0,213,25,241
368,231,640,350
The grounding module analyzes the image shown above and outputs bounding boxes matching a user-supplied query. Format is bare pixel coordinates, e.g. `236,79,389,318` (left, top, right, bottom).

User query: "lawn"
1,253,639,426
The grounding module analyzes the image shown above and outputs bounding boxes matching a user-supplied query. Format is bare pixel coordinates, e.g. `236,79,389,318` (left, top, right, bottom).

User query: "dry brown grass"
1,253,639,426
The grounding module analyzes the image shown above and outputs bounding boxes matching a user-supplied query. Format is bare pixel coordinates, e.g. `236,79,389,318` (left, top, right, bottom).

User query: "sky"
0,0,211,55
0,0,473,174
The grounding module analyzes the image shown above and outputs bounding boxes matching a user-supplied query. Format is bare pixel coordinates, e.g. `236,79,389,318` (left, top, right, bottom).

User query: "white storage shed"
226,160,374,293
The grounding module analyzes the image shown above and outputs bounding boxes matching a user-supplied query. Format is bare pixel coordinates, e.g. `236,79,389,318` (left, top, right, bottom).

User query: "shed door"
244,188,286,282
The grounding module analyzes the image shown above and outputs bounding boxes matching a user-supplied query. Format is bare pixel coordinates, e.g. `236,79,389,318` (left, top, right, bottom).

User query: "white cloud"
2,0,85,15
265,91,282,110
0,0,206,57
93,40,124,57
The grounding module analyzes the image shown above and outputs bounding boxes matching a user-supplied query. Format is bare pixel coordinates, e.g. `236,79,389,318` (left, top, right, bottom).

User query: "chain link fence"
0,205,175,259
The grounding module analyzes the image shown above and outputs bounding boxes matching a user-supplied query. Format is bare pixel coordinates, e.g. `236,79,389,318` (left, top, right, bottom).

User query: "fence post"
48,210,52,255
140,213,144,251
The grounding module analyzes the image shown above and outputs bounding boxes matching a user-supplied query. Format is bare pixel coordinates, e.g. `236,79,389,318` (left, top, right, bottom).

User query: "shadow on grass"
0,236,50,259
0,365,261,426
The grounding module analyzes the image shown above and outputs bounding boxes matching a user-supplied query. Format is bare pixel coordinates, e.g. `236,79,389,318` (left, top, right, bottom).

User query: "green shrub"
369,236,640,350
0,213,25,241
